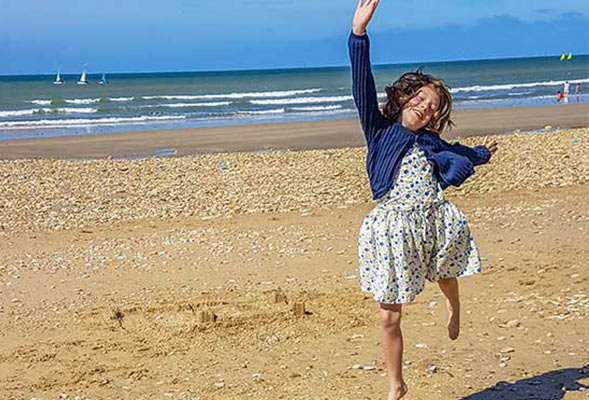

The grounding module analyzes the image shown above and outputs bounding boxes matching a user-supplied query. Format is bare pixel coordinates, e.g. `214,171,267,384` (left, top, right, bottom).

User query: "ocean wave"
57,107,98,114
0,107,97,117
297,108,356,116
290,105,343,111
29,100,52,106
143,101,232,108
507,91,533,96
238,108,286,115
250,95,352,105
451,78,589,93
64,98,101,105
109,97,135,102
0,109,39,118
0,115,186,129
456,94,556,104
141,88,322,101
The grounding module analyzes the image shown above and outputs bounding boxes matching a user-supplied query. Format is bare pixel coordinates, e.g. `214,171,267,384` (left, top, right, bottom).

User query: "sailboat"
53,68,64,85
99,73,107,85
560,53,566,61
567,52,572,60
77,67,88,85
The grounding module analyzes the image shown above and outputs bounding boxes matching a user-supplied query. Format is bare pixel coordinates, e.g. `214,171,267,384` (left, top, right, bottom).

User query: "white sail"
77,67,88,85
99,73,107,84
53,68,64,85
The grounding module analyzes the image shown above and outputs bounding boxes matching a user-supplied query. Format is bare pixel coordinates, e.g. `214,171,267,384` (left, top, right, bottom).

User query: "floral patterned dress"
358,143,482,304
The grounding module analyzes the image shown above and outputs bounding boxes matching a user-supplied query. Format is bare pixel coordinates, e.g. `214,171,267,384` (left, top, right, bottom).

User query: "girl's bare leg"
380,303,408,400
437,278,460,340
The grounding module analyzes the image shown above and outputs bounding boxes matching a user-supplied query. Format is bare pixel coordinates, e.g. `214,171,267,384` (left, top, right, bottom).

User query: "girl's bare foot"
387,381,408,400
437,278,461,340
447,302,460,340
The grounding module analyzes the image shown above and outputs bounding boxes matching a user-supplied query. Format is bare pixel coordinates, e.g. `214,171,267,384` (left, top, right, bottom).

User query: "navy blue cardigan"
348,32,491,200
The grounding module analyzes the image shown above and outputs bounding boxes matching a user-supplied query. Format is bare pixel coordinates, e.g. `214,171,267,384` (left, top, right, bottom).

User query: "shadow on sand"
459,366,588,400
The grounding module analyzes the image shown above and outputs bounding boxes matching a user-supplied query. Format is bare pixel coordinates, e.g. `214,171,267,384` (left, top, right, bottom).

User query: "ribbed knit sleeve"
348,32,387,143
439,139,491,166
471,146,492,165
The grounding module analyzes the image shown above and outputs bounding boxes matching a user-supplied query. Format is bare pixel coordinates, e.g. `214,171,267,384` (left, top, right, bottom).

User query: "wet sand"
0,104,587,160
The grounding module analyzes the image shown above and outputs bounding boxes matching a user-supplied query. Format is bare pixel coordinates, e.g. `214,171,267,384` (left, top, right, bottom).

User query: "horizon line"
1,53,588,78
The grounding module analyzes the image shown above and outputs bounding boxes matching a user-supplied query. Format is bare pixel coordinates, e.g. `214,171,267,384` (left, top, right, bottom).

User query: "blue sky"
1,0,588,74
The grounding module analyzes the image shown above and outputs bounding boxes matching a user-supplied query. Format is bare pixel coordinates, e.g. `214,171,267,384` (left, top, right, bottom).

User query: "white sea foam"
250,95,352,105
142,88,322,101
457,94,556,104
0,108,97,117
451,78,589,93
2,107,99,115
0,115,186,129
290,105,343,111
302,108,356,116
0,109,38,117
109,97,135,102
64,98,101,105
143,101,232,108
507,91,533,96
57,107,98,114
238,108,286,115
29,100,52,106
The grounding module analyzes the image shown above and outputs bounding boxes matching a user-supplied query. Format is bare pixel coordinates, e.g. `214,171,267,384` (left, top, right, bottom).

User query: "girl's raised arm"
349,0,388,142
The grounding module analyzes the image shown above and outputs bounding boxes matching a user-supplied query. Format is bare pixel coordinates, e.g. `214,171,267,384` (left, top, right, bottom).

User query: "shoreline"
0,104,587,160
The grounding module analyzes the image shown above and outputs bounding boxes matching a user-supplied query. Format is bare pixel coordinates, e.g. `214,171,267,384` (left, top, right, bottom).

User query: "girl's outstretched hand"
353,0,380,36
482,137,498,155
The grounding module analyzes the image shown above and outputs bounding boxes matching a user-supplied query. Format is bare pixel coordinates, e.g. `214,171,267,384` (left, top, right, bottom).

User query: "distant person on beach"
575,83,581,103
349,1,498,399
564,80,570,100
556,91,564,103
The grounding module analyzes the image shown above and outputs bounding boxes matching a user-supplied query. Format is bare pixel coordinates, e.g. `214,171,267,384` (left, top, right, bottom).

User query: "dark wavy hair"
382,69,454,134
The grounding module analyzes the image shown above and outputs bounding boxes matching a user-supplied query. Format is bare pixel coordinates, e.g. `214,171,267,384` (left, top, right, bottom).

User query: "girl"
349,1,498,399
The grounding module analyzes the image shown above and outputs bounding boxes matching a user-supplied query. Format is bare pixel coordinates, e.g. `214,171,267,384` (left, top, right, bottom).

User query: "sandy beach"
0,104,587,160
0,111,588,399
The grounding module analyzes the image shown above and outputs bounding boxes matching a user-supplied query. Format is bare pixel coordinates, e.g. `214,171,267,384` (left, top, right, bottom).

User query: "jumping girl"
349,1,498,399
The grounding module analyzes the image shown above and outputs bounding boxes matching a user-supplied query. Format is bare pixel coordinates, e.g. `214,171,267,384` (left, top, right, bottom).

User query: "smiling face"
399,85,440,132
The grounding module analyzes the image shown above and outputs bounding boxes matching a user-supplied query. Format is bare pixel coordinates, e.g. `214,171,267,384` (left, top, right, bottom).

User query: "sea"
0,55,587,140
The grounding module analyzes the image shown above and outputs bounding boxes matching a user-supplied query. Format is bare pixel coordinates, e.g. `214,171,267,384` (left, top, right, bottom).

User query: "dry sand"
0,122,588,399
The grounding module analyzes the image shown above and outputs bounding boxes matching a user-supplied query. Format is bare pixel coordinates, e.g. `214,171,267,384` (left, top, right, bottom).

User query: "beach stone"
506,319,520,328
0,128,586,233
